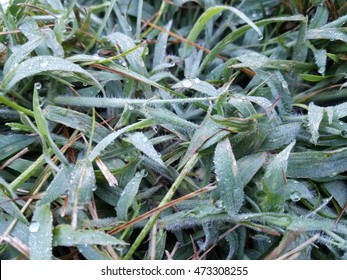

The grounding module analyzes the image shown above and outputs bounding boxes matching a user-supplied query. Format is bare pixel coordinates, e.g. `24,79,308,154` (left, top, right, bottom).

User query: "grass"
0,0,347,260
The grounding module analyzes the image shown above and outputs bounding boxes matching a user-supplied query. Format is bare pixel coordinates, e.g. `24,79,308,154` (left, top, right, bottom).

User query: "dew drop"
318,67,325,74
121,61,127,67
182,79,193,88
128,25,132,32
257,34,264,41
13,63,18,68
290,192,301,202
92,185,97,191
194,78,200,84
93,54,99,60
341,130,347,138
29,221,40,232
34,82,42,90
281,80,288,89
40,60,48,67
142,137,148,143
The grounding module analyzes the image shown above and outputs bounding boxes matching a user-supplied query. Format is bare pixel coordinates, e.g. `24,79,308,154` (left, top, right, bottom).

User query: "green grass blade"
182,5,263,57
29,204,53,260
214,137,243,215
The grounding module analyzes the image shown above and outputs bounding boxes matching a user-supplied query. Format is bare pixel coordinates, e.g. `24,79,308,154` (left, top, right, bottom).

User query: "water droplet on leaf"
290,192,301,202
34,82,42,90
29,221,40,232
194,78,200,84
40,60,48,67
281,81,288,89
182,79,193,88
340,130,347,138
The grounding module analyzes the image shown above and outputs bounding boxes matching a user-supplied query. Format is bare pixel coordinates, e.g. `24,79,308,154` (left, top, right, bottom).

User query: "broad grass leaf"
179,117,225,169
1,56,102,91
284,180,313,202
107,32,148,77
334,102,347,119
259,123,301,151
292,18,308,61
307,28,347,43
238,153,267,186
3,37,44,75
29,204,53,260
211,114,257,133
228,95,257,117
309,3,329,28
38,165,74,206
116,172,144,221
69,159,95,208
288,217,347,234
53,224,127,247
287,147,347,178
89,119,155,161
43,105,109,143
262,141,296,212
144,107,197,134
214,137,243,215
172,79,218,96
18,18,50,56
125,132,165,167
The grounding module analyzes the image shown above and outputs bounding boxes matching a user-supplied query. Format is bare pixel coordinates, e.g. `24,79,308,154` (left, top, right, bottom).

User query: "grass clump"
1,0,347,260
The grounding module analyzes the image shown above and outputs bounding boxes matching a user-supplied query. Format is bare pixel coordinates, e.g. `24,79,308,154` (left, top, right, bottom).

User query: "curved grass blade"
125,132,165,167
116,172,144,221
3,37,44,75
1,56,103,92
214,137,243,215
89,119,155,161
182,5,262,57
262,141,296,212
199,15,305,73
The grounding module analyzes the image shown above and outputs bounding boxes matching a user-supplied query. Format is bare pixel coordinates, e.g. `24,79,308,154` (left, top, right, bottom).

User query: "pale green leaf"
262,141,296,212
29,204,53,260
125,132,165,167
53,224,128,247
214,137,243,215
116,172,144,221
